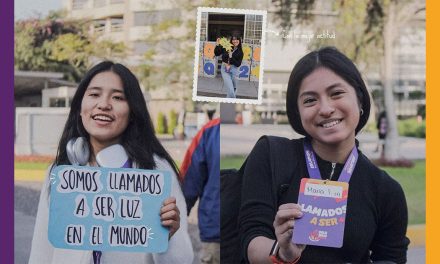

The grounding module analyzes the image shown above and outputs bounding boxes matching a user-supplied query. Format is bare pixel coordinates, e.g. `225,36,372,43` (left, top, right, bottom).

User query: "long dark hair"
230,35,243,51
286,46,371,137
54,61,179,175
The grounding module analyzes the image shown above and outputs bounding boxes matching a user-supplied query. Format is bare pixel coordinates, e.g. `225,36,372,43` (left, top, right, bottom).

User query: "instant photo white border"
192,7,267,104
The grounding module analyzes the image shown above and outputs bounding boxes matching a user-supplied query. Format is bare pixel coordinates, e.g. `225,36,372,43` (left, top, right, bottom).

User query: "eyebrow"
86,86,125,93
298,82,345,98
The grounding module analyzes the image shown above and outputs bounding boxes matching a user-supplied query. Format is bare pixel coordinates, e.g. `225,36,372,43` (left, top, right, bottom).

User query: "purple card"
292,178,349,248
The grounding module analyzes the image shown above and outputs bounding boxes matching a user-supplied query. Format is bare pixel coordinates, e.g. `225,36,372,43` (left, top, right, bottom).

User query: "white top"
28,156,194,264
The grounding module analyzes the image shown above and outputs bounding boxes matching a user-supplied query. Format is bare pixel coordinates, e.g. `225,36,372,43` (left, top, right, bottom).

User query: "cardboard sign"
292,178,349,248
238,62,250,81
242,44,252,61
203,58,218,78
48,165,171,252
203,42,216,59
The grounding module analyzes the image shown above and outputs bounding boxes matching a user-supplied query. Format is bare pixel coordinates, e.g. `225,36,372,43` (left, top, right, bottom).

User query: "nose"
318,99,335,117
97,97,112,111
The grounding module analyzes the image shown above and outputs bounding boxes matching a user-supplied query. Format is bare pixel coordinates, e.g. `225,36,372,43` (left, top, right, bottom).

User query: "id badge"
292,178,349,248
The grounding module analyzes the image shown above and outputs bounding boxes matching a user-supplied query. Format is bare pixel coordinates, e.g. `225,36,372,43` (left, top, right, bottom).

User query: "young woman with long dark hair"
214,35,244,98
29,61,194,264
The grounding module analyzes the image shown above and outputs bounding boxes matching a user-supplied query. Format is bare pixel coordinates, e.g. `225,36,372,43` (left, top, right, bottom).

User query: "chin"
315,133,352,145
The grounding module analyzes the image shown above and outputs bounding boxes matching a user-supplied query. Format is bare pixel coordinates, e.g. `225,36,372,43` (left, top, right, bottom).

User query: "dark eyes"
302,90,345,105
113,95,125,101
331,90,345,97
303,98,316,104
87,92,125,101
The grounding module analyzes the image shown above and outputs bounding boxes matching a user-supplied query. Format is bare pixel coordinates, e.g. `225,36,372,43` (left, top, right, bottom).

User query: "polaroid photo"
192,7,267,104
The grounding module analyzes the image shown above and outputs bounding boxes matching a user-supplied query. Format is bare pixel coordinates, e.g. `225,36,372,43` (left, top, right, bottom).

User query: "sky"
15,0,64,21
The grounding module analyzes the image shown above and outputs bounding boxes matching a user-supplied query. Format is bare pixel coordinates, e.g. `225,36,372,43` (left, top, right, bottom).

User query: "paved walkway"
219,124,426,160
196,76,259,99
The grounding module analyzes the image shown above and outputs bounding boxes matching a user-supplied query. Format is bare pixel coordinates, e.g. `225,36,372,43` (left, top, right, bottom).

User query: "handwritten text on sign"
48,165,171,252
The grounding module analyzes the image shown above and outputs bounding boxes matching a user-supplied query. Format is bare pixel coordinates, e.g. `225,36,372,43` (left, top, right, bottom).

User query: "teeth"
93,115,112,121
322,120,340,128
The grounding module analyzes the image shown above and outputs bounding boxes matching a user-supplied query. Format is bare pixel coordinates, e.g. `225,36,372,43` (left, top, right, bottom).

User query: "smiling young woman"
214,35,244,98
29,61,194,264
239,47,409,264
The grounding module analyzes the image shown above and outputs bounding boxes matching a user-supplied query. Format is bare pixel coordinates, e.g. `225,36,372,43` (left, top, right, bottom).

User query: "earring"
360,109,364,116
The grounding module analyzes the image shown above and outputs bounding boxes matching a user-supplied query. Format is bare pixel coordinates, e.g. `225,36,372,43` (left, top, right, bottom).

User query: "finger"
275,219,295,235
161,209,180,221
274,209,303,224
278,203,302,211
160,200,178,215
162,196,176,206
161,219,179,229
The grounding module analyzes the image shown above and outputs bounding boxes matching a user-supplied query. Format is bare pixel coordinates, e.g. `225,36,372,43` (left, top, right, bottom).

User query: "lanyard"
303,140,358,183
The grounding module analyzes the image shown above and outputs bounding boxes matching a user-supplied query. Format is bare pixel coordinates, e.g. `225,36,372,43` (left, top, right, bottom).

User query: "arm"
153,157,194,264
239,138,304,263
214,45,224,57
180,129,207,214
370,172,410,264
28,166,54,264
229,49,243,67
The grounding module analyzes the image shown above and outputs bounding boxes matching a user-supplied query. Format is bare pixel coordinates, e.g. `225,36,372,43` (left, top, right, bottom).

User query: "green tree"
156,112,167,134
15,12,127,82
168,109,178,136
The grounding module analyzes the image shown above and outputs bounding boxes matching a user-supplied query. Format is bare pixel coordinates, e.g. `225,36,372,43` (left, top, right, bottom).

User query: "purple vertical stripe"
0,0,15,263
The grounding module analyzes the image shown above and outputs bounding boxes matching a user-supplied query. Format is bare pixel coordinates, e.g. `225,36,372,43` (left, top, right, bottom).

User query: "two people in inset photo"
29,61,194,264
239,47,409,263
215,35,244,98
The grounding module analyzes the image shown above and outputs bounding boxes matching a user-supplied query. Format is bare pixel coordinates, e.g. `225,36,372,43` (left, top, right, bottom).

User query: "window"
72,0,87,10
244,14,263,45
110,16,123,32
200,12,208,41
93,19,106,34
50,98,66,107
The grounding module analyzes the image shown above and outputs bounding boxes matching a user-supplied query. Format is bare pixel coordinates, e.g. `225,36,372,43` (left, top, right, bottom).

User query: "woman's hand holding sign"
273,203,306,262
160,197,180,239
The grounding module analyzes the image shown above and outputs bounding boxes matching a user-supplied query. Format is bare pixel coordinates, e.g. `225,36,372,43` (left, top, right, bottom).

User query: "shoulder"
249,136,302,159
153,155,174,172
358,154,405,195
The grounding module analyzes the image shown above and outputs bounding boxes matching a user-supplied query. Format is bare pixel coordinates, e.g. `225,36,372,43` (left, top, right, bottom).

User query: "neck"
311,138,356,164
89,138,120,165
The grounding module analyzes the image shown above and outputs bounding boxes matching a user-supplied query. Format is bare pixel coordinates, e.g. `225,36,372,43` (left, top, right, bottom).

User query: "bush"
156,112,167,134
372,157,414,168
168,110,178,135
398,118,425,138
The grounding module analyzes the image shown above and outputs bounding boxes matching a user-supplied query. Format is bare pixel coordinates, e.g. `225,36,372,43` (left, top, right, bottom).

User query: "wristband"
269,241,300,264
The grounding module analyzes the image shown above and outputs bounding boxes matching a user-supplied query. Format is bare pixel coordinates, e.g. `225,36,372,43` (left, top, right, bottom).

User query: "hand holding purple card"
273,203,306,261
292,179,349,248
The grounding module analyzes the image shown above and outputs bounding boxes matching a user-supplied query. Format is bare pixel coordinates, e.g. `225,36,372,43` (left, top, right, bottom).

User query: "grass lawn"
14,162,51,181
221,156,425,225
381,160,425,225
